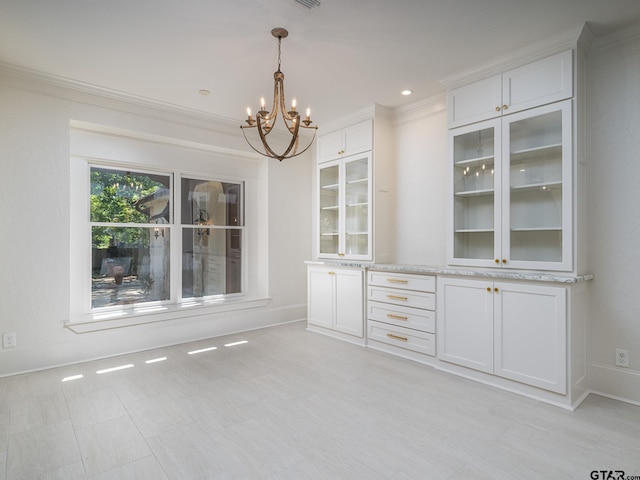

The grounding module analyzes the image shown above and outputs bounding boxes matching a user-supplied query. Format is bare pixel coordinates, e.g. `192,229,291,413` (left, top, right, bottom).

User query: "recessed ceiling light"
199,89,211,96
401,89,413,96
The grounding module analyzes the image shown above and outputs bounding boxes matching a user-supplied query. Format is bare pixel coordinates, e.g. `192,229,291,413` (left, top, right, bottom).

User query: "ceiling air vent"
292,0,321,9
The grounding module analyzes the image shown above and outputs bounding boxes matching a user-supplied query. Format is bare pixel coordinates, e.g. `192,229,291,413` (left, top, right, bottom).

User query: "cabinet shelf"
347,178,368,185
510,227,562,232
321,232,339,236
455,154,495,168
511,143,561,162
454,188,495,197
455,228,494,233
346,232,368,236
511,181,562,192
347,202,368,208
321,183,339,190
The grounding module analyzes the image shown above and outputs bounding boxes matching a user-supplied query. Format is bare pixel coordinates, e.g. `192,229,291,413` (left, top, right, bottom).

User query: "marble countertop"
305,260,593,284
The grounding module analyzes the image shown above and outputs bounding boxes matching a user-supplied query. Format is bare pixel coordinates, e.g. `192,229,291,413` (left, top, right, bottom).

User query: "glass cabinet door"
319,161,340,256
503,100,572,270
344,155,370,258
450,119,501,267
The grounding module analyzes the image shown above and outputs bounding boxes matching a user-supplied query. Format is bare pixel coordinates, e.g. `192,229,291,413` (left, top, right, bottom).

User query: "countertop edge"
304,261,594,284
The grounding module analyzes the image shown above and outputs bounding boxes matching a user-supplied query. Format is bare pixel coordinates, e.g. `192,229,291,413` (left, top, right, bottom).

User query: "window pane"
181,178,242,227
90,167,171,223
91,226,170,308
182,228,242,298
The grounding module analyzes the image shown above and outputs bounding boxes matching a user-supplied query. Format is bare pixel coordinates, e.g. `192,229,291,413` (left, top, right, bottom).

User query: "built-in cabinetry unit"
448,50,576,272
366,271,436,363
307,265,365,344
450,100,572,271
437,275,589,407
316,107,394,263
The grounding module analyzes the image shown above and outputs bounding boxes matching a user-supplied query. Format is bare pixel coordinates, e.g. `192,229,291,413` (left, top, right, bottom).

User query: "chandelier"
241,27,317,161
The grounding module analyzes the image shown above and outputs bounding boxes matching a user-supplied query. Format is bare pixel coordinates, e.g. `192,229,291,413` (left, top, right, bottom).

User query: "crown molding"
440,24,587,90
0,61,241,134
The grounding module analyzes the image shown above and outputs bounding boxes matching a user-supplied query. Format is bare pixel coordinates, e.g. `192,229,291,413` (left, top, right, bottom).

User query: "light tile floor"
1,321,639,479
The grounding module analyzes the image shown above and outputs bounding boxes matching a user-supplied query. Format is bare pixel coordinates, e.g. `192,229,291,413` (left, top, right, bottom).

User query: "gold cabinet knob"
495,259,500,264
495,106,501,112
503,104,508,110
502,259,507,264
494,287,499,293
487,287,492,292
338,149,345,155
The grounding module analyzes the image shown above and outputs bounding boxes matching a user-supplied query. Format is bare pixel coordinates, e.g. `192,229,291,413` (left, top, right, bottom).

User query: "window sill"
65,296,272,333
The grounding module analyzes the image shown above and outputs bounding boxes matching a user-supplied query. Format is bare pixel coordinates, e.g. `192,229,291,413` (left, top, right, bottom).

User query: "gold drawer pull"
387,333,408,342
387,278,408,284
387,313,408,321
386,294,408,301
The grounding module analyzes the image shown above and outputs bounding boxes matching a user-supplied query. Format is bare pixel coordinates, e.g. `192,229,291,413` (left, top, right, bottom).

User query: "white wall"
587,30,640,403
393,100,448,266
0,73,311,377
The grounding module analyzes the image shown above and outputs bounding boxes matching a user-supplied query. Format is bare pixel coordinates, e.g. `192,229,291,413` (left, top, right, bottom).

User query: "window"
89,165,244,311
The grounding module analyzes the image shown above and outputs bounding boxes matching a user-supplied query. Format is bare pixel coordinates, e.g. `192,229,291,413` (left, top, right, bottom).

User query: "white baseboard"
588,363,640,406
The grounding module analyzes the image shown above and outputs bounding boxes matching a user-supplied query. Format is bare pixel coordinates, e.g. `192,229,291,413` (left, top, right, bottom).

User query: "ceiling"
2,0,640,126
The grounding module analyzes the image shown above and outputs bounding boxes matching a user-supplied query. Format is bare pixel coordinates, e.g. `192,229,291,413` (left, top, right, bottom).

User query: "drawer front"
368,301,435,333
368,321,435,356
368,285,435,310
368,271,435,292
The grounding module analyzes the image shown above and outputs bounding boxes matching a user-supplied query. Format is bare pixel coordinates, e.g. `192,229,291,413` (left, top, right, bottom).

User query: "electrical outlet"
2,332,16,348
615,348,629,368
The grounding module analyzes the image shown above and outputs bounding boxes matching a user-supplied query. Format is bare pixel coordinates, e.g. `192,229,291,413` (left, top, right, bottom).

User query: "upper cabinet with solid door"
318,119,373,163
447,50,573,129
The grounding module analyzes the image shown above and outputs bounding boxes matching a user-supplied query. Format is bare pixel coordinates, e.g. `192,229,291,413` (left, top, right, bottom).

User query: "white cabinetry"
307,265,364,342
319,153,372,260
449,97,573,271
316,108,394,262
318,119,372,162
448,50,573,128
437,276,567,394
367,271,436,362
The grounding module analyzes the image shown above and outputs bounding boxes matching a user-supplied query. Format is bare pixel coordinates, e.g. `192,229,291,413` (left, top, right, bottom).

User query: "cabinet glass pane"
453,127,495,260
345,157,369,256
509,110,563,262
319,164,340,254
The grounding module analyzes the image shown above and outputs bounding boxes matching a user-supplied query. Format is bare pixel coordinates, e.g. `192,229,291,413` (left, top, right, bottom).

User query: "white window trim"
68,151,270,332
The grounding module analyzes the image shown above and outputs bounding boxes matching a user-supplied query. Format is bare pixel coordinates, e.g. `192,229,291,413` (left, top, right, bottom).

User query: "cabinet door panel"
448,75,502,128
307,268,334,329
494,283,567,393
318,130,344,163
343,120,372,156
502,100,572,271
334,269,364,336
438,278,494,373
503,50,572,115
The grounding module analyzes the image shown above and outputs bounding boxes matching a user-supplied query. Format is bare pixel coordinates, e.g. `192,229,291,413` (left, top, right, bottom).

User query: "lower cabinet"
437,276,567,394
307,265,364,340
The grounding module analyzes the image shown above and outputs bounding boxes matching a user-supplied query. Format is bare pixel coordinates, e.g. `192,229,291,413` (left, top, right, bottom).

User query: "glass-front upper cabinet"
318,152,372,260
448,100,572,271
